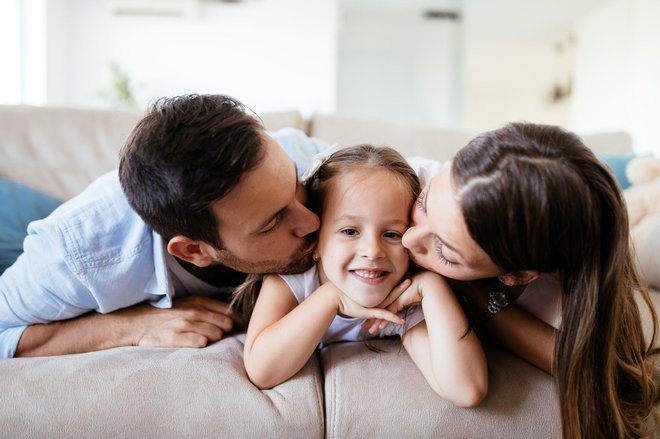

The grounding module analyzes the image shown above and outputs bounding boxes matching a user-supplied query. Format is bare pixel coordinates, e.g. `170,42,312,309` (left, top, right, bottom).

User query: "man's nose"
291,201,320,238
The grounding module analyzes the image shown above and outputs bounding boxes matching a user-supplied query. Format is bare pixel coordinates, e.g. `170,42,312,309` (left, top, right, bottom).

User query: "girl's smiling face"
402,166,502,281
315,169,412,308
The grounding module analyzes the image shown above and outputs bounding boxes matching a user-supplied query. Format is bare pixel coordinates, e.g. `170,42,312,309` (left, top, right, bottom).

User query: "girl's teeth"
354,270,383,279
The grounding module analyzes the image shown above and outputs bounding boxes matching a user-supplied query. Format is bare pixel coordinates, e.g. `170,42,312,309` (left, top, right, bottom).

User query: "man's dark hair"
119,94,264,249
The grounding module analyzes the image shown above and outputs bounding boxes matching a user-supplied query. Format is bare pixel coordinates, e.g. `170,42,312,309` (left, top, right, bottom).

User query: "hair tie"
301,144,340,183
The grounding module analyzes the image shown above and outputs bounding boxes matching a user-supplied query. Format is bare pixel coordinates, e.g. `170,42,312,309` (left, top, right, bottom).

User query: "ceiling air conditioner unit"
113,0,201,17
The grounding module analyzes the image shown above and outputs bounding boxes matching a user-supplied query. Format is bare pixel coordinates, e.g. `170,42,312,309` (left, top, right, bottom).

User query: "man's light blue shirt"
0,128,327,358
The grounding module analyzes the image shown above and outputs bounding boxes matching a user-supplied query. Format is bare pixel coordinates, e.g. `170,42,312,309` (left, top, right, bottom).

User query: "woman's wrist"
449,279,492,311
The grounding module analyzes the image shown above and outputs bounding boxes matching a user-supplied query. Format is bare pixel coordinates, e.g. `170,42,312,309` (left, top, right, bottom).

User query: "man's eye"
260,216,282,234
340,228,359,236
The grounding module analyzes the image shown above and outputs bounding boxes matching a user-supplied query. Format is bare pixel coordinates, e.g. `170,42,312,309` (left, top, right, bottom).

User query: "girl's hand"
362,272,452,334
327,283,405,325
375,278,412,309
384,272,440,313
361,278,412,334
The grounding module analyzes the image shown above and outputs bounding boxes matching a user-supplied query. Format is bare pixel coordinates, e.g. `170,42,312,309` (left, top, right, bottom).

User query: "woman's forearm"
485,304,556,374
453,279,556,374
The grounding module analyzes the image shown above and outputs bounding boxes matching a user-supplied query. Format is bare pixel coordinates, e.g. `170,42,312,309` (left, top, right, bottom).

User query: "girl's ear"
499,270,540,286
313,250,320,262
167,236,215,267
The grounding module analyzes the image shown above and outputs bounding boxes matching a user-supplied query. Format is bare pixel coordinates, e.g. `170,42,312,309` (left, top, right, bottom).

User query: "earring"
497,276,506,284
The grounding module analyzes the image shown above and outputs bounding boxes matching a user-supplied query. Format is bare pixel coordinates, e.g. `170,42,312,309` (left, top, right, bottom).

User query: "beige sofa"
0,105,657,438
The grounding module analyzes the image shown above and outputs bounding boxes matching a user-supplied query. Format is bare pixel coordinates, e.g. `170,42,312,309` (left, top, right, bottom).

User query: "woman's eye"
438,254,456,267
415,190,427,213
434,237,457,267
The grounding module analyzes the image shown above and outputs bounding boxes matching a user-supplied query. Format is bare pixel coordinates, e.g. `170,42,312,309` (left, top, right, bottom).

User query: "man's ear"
499,270,540,286
167,236,215,267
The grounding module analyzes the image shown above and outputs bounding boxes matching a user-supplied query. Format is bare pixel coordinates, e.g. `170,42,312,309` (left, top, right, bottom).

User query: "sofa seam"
330,347,337,439
314,350,325,439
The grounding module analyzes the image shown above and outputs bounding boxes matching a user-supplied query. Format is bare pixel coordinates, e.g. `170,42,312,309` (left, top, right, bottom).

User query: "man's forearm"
15,311,133,357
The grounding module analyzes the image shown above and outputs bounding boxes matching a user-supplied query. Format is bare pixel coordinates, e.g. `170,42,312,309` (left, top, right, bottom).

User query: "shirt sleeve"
0,218,97,358
269,128,332,178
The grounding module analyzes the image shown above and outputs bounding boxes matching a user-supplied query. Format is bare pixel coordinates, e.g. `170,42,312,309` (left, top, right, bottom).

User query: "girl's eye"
383,231,403,240
340,228,359,236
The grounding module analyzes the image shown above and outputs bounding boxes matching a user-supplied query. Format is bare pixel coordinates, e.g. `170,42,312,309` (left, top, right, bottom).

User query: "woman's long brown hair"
452,122,658,438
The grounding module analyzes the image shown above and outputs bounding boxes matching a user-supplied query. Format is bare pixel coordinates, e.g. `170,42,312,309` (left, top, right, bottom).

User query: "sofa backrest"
0,104,634,201
308,113,634,161
0,105,306,201
0,105,140,200
308,113,474,162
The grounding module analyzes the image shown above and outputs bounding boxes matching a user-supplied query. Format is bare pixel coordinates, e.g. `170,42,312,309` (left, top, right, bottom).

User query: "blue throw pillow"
0,178,61,274
596,153,638,190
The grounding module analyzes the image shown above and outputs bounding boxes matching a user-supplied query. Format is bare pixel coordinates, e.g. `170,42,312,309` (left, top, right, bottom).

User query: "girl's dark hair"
119,94,264,249
452,122,658,438
231,144,420,322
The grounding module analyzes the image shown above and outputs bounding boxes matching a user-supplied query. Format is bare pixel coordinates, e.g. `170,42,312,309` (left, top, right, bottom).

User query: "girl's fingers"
370,309,404,325
378,278,412,308
361,319,376,332
362,318,388,334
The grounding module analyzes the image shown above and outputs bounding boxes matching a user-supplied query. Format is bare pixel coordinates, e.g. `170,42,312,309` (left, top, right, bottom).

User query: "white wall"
5,0,659,156
0,0,48,105
461,0,575,131
45,0,338,116
0,0,22,104
337,0,462,127
573,0,660,155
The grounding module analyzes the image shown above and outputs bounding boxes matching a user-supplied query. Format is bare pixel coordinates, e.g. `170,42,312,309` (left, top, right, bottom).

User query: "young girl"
238,144,488,407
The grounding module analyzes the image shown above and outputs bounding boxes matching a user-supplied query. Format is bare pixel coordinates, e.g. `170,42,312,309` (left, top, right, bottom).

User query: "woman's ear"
499,270,540,286
167,236,215,267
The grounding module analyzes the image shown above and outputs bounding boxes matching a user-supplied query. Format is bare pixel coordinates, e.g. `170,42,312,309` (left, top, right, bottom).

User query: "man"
0,94,327,358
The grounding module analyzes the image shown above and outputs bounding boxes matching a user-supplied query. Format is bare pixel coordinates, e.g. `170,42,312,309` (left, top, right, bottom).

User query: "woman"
395,122,658,438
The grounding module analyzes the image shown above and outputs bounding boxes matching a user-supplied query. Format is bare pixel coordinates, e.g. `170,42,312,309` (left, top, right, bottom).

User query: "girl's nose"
359,234,385,259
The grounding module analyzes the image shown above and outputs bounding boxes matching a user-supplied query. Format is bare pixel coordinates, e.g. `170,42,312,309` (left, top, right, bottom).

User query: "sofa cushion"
321,339,561,439
633,215,660,290
597,152,639,189
0,105,140,200
1,334,324,439
0,178,62,274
